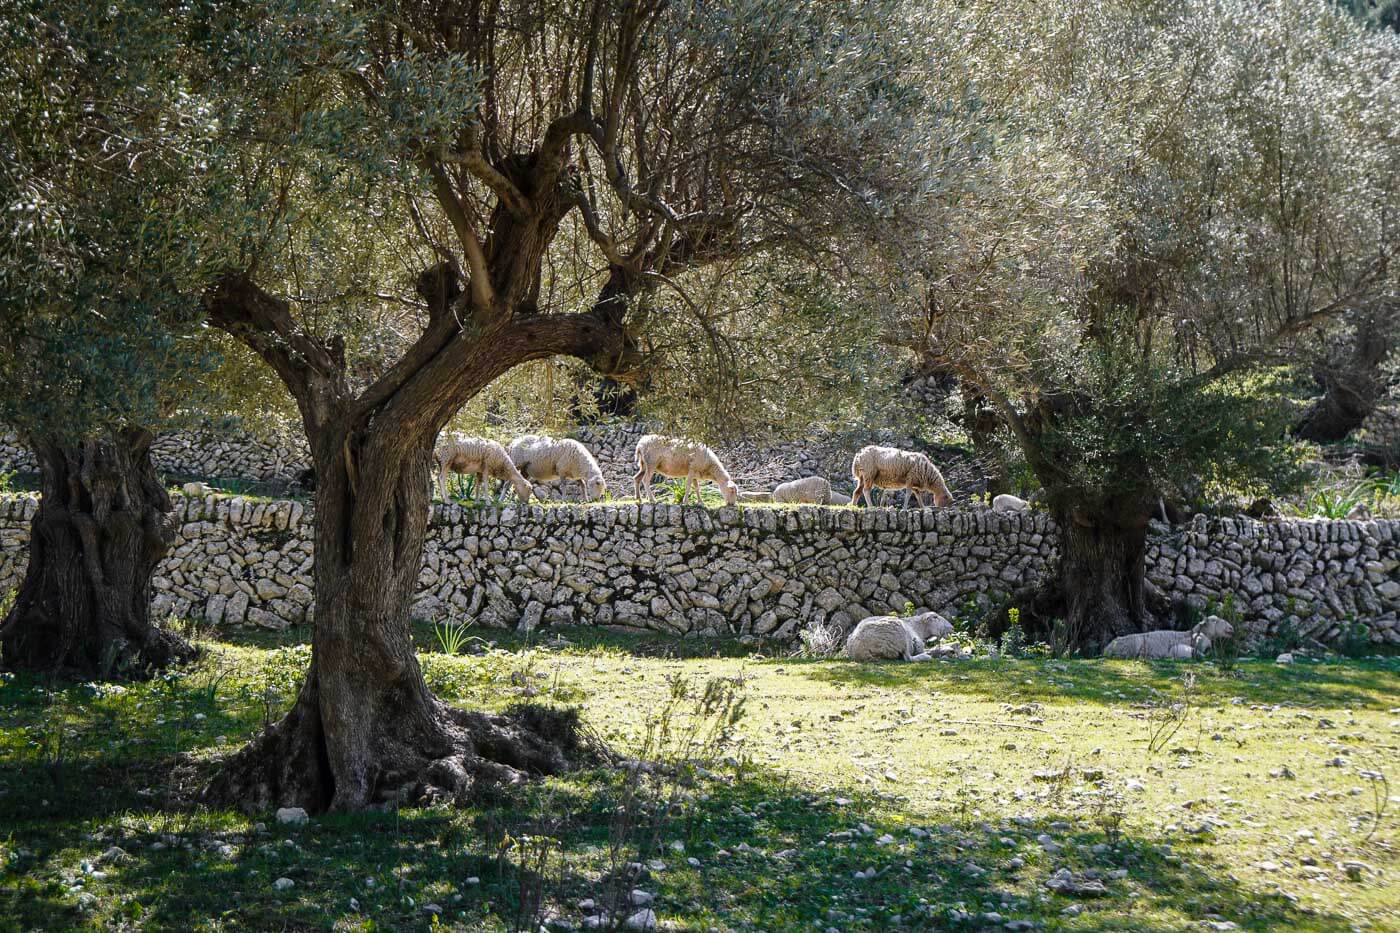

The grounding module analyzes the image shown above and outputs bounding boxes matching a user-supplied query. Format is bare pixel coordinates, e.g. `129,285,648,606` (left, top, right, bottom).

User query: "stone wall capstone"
0,494,1395,647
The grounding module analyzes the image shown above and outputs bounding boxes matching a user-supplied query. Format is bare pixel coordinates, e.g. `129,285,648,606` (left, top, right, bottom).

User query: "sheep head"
720,480,739,505
1192,615,1234,641
585,475,608,501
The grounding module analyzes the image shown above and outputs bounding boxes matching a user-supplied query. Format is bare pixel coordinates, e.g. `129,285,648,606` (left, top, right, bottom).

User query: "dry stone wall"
0,494,1395,647
0,428,310,483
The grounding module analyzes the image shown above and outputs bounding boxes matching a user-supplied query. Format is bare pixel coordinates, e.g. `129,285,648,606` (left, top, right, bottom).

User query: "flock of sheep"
433,431,977,512
433,432,1235,663
842,610,1236,662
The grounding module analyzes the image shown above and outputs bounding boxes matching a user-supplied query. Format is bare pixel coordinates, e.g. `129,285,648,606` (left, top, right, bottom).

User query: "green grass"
2,630,1397,931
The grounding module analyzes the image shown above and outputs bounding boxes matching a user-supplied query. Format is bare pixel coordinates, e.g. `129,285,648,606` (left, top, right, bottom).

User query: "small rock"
1046,868,1109,897
578,899,596,911
1276,653,1294,665
272,877,295,892
629,889,653,907
1342,860,1371,881
422,904,443,915
625,908,657,931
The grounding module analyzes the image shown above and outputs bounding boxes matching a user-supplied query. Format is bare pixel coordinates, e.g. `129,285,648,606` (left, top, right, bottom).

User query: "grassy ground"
1,626,1396,931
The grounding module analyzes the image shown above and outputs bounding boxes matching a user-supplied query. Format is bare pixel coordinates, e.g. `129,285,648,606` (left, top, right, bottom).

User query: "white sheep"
772,476,833,505
632,434,738,506
435,436,533,504
508,435,608,502
992,493,1029,513
1101,616,1235,660
844,611,955,662
850,445,953,509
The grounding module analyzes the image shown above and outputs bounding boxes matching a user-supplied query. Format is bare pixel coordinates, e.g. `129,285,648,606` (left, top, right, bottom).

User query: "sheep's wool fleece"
992,494,1028,513
1101,629,1196,659
845,616,924,661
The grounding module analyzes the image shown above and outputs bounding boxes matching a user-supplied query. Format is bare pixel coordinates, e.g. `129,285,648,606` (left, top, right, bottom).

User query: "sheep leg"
861,481,874,509
437,460,451,503
632,465,645,502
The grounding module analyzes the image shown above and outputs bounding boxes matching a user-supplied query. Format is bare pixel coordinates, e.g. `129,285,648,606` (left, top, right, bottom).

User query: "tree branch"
437,125,532,218
423,158,496,310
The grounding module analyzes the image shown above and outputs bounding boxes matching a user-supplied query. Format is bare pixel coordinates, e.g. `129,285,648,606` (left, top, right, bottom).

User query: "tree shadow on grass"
795,655,1400,710
0,741,1365,931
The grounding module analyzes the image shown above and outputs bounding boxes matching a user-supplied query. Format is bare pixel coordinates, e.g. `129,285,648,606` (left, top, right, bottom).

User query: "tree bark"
0,429,195,678
1295,304,1395,442
1055,507,1157,652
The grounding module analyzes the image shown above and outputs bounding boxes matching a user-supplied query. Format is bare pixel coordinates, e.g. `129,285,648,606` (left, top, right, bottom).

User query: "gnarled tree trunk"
0,429,195,678
1055,506,1158,652
1295,304,1396,442
203,422,585,811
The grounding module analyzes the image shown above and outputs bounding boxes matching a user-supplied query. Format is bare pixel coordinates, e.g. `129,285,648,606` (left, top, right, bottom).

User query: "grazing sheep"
992,493,1029,513
632,434,739,506
1101,616,1235,660
850,445,953,509
508,434,608,502
772,476,833,505
844,611,955,662
435,436,533,504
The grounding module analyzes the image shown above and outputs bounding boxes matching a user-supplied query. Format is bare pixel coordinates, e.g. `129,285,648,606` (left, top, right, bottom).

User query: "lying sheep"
845,611,955,662
632,434,739,506
772,475,833,505
1101,616,1235,660
508,435,608,502
851,445,953,509
435,436,533,504
992,493,1028,513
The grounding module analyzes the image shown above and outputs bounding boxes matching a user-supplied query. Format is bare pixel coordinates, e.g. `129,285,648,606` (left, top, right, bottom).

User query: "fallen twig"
934,719,1054,734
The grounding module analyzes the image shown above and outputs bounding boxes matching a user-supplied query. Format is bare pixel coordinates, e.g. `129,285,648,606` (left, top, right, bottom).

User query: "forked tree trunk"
1055,507,1156,652
203,416,587,812
0,429,195,678
1295,305,1395,442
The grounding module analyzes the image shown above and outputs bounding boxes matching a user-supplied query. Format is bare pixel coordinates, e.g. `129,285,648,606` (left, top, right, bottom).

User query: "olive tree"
0,1,224,676
892,0,1398,647
192,0,933,811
